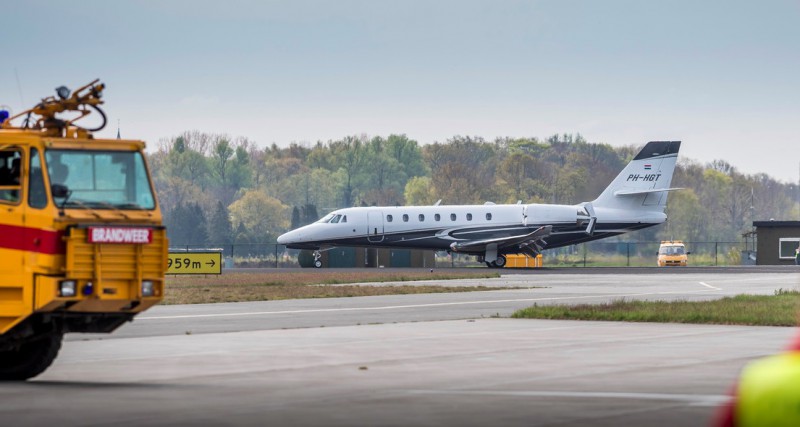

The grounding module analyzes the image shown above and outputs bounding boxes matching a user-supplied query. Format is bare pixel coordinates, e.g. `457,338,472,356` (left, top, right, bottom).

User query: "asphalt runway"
3,268,798,426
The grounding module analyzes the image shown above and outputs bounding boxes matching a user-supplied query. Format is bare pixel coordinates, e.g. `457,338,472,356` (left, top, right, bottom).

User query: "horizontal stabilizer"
613,187,684,196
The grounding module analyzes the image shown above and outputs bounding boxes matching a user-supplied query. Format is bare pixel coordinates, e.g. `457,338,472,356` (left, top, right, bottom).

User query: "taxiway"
2,268,797,426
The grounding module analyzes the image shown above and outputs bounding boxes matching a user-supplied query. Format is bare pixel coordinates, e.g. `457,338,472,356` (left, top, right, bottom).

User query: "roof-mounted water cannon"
0,79,107,138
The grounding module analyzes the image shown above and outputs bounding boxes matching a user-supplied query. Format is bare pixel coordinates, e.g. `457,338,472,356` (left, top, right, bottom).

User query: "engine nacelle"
525,204,580,224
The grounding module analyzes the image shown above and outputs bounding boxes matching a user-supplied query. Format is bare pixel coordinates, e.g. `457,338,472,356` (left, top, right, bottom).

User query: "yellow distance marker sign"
167,252,222,275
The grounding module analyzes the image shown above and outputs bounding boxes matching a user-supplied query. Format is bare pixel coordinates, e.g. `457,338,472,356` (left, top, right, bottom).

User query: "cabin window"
0,149,23,204
387,215,393,222
486,213,492,221
29,148,47,209
403,214,409,222
466,213,473,221
435,213,441,221
450,213,456,221
419,214,425,222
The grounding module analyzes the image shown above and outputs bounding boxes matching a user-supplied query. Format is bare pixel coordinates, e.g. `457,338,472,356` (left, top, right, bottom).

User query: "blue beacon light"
0,110,9,124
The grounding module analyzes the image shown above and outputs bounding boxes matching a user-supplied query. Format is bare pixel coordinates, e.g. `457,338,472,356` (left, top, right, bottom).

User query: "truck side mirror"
51,183,70,198
686,251,692,255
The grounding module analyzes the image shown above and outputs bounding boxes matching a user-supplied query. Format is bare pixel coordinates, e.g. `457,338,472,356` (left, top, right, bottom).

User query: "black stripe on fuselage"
284,221,657,253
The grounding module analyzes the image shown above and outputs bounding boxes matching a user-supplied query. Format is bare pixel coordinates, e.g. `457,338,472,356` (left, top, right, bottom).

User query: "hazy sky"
2,1,798,182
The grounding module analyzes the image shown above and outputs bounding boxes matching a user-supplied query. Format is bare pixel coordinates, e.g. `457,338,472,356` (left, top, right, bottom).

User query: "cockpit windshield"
315,213,348,224
45,149,156,210
316,214,336,223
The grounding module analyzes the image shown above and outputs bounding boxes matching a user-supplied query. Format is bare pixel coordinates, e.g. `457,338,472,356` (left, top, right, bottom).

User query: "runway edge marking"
138,289,719,320
698,281,723,290
406,390,731,407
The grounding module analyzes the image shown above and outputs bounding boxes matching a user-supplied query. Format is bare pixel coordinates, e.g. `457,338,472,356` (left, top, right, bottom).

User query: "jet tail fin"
592,141,681,211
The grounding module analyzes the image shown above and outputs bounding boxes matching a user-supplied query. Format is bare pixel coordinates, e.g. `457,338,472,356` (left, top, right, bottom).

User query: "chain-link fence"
170,241,747,268
542,241,744,267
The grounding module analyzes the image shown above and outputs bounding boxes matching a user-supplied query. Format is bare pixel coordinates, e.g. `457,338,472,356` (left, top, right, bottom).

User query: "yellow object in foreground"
0,80,167,380
736,352,800,427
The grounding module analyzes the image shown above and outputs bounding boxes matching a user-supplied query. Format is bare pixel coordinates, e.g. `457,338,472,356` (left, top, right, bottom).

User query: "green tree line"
147,131,799,248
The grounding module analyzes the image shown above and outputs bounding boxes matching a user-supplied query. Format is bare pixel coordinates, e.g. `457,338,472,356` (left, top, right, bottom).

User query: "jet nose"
278,227,311,245
277,230,298,245
277,227,320,250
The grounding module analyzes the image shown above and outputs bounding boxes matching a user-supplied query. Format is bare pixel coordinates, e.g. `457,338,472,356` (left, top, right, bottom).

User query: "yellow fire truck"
0,80,167,380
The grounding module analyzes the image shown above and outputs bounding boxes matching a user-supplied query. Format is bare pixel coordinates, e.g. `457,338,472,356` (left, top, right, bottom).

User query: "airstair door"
367,211,384,243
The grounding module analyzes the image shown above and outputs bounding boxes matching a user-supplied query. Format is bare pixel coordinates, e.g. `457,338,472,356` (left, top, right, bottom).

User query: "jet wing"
449,225,552,253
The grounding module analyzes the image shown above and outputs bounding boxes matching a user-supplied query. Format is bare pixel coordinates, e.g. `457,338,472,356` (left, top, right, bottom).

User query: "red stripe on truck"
0,224,65,255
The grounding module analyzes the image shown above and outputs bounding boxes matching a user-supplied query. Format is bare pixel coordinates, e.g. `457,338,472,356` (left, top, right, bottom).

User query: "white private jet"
278,141,681,268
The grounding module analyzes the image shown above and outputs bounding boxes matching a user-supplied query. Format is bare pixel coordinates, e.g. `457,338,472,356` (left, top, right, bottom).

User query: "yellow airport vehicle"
505,254,543,268
0,80,167,380
657,240,689,267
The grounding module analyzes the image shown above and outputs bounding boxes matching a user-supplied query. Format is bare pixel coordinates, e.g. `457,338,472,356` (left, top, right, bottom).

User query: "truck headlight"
59,280,77,297
142,280,155,297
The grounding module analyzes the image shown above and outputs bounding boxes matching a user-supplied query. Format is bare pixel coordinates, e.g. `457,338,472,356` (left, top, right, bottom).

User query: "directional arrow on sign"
206,259,216,267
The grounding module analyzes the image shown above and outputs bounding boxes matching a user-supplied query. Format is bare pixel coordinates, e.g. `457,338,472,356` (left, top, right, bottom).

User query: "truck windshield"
45,150,156,209
659,246,685,255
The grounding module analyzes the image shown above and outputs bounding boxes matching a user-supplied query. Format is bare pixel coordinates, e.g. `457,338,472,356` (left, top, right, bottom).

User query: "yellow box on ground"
167,252,222,274
506,254,543,268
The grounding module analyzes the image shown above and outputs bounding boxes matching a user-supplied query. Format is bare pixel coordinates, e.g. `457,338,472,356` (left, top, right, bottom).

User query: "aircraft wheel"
314,260,323,268
494,255,507,268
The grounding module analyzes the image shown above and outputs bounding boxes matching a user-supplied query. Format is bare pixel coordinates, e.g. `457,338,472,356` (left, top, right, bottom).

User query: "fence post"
275,244,279,268
627,243,630,267
715,242,718,266
583,245,587,267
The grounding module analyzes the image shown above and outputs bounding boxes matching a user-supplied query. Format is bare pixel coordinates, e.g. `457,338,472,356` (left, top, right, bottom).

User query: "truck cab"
657,240,689,267
0,80,167,380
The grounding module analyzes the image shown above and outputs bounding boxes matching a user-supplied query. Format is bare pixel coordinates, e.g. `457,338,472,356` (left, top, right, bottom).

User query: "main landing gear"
486,254,507,269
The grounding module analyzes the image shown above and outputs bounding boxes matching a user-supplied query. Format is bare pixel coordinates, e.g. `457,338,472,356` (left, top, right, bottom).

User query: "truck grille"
65,226,168,283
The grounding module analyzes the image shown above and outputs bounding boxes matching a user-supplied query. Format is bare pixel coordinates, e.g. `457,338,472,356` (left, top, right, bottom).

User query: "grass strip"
166,271,499,287
512,290,800,327
164,284,505,305
164,271,502,305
